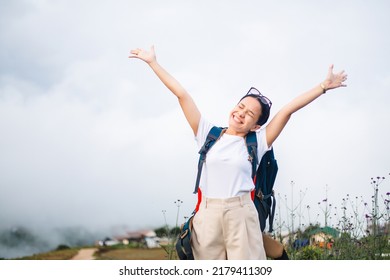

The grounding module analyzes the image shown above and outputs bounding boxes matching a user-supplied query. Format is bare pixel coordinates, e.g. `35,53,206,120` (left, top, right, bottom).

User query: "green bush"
56,244,71,250
295,246,323,260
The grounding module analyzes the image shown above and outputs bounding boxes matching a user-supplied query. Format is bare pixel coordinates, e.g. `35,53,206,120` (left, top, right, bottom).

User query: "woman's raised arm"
129,46,201,135
265,65,348,147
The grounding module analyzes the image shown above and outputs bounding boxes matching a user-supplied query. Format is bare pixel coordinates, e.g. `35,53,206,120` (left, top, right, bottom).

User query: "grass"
94,247,169,260
16,248,80,260
5,237,390,260
8,246,169,260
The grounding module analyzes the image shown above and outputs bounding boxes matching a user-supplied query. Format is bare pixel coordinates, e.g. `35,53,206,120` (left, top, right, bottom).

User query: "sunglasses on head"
246,87,272,108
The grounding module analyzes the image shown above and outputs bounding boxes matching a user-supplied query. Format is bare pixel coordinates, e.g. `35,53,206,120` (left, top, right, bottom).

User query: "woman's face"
228,96,262,133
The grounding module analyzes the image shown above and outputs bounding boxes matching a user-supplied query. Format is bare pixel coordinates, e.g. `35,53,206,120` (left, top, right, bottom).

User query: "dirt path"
71,248,98,260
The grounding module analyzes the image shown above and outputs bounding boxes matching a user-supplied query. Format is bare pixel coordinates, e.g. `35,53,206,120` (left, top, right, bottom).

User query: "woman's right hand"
129,45,156,64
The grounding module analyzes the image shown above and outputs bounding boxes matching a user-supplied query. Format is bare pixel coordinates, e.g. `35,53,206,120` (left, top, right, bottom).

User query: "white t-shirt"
195,117,270,199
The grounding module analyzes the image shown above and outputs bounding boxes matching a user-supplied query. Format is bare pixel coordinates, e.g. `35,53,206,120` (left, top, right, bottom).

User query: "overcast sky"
1,0,389,236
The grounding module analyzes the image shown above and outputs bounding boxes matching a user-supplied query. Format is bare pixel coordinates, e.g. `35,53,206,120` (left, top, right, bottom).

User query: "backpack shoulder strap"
193,126,224,194
245,131,258,179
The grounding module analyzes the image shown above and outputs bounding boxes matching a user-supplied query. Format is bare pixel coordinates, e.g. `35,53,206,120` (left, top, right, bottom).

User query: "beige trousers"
191,193,266,260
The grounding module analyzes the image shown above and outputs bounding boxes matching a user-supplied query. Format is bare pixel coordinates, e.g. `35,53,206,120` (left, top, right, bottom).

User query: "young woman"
129,46,347,260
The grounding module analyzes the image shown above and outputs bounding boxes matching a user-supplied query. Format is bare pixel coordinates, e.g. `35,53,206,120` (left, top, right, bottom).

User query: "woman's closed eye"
239,103,255,118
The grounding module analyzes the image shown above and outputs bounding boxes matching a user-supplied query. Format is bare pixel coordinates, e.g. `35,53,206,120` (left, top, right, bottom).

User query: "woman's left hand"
322,64,348,91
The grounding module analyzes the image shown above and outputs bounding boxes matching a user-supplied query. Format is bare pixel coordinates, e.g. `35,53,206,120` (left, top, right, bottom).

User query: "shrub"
295,246,323,260
56,244,70,251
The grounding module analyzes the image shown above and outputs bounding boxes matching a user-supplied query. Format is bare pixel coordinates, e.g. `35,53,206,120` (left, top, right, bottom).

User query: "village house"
97,229,161,248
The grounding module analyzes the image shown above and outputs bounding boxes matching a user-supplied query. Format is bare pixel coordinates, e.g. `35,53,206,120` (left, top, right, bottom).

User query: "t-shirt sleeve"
256,127,271,162
195,116,214,149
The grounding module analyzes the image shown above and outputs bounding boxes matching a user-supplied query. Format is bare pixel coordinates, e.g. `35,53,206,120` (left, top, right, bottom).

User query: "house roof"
308,226,340,238
114,230,156,241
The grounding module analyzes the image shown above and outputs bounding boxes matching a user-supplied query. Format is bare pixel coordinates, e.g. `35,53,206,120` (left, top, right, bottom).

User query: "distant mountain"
0,225,99,259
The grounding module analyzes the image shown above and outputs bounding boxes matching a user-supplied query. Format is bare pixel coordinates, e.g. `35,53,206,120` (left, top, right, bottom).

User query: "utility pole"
174,199,183,230
291,181,295,235
325,185,328,228
162,210,169,236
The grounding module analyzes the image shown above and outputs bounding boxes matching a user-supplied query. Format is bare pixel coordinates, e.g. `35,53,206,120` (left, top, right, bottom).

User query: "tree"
154,226,169,238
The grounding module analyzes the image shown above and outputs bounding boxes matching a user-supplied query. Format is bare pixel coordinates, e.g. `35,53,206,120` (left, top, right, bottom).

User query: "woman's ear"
250,124,261,132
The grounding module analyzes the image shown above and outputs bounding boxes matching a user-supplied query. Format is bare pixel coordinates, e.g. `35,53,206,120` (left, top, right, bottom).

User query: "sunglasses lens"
248,87,260,95
260,96,272,107
247,87,272,107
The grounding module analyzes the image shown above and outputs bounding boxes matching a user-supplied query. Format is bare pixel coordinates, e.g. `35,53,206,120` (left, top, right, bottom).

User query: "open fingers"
129,48,142,58
130,48,141,55
337,70,348,82
338,71,348,87
327,64,334,75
